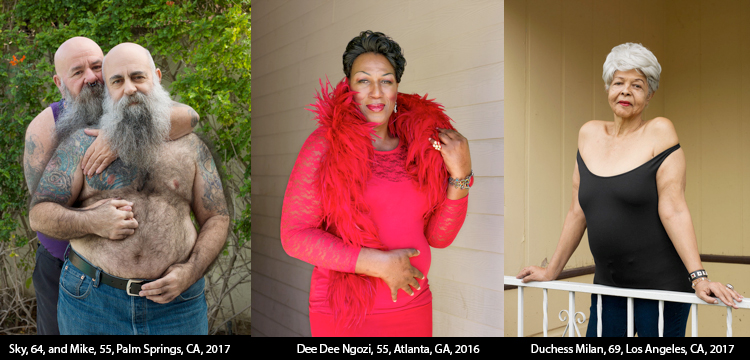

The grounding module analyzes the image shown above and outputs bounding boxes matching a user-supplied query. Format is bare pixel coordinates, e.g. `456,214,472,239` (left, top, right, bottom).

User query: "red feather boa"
308,78,454,328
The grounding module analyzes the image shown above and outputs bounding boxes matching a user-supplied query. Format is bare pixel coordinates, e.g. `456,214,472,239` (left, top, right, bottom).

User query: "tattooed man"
29,43,229,335
23,37,199,335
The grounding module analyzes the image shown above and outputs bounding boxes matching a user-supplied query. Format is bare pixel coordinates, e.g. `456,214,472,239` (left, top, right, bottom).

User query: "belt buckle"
126,279,143,296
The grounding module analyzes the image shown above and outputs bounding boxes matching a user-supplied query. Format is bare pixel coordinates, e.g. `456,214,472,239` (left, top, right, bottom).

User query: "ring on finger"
726,283,734,290
433,141,442,151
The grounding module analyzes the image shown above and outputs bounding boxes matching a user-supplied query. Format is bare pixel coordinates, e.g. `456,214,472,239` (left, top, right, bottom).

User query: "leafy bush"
0,0,250,334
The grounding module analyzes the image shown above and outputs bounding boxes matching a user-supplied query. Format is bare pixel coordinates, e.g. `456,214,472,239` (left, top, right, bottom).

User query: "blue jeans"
586,293,690,337
57,256,208,335
32,244,64,335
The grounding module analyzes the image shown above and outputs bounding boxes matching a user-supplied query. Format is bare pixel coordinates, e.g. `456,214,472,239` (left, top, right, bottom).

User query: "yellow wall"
505,0,750,336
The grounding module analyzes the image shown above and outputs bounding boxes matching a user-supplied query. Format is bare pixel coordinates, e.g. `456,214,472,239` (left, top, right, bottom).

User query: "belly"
71,192,197,279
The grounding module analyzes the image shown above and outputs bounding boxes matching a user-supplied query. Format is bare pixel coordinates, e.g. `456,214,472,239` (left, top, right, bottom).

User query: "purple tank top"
37,100,69,260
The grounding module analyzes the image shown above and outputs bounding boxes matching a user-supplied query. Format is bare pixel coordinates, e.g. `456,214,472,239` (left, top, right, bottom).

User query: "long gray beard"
55,82,105,143
99,84,172,171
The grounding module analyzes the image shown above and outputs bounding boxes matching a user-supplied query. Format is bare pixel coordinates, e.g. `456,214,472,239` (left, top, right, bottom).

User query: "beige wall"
252,0,504,336
505,0,750,336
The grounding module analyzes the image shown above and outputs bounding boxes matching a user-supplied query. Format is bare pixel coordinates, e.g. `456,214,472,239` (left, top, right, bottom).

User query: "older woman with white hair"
516,43,743,337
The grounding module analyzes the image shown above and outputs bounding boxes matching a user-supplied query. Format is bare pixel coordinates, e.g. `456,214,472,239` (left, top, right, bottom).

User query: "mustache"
55,81,106,143
64,81,105,103
114,92,149,113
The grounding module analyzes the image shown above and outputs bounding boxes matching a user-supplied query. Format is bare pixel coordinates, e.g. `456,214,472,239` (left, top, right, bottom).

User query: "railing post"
543,289,548,337
658,300,664,337
691,304,698,337
518,286,524,337
568,291,575,337
597,294,602,337
627,297,634,337
727,307,732,337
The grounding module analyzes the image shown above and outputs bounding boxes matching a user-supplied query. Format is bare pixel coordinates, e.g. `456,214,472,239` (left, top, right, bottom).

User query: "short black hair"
343,30,406,83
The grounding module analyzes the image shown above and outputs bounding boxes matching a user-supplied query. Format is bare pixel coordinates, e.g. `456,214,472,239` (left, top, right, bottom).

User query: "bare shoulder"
645,117,679,155
168,132,203,152
577,120,606,150
29,107,54,126
26,107,55,140
179,132,202,145
166,133,214,169
175,133,218,166
646,117,677,134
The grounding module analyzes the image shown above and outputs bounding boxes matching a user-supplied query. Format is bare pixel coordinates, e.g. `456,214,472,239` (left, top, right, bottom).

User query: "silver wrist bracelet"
449,170,473,190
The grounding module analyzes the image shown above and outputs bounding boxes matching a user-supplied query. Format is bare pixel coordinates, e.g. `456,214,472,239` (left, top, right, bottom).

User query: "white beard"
55,82,105,143
99,83,172,171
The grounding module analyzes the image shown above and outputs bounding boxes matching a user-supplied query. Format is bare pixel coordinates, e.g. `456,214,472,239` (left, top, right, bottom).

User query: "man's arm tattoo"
171,101,199,128
31,131,92,207
190,108,199,128
24,133,45,193
198,142,228,216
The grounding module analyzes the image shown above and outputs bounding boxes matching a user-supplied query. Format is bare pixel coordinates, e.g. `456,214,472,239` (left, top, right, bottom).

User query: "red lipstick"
366,103,385,112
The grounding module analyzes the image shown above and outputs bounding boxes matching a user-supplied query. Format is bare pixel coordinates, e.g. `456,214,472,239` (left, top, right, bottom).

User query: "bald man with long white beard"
29,43,229,335
23,37,199,334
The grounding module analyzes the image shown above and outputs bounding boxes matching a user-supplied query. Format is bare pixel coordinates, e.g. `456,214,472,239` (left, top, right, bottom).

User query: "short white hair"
602,43,661,96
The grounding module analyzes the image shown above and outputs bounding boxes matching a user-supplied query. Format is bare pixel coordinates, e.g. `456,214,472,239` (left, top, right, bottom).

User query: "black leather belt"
68,250,152,296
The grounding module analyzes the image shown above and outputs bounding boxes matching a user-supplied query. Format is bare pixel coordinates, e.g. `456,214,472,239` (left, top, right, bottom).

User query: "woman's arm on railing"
517,161,587,282
657,145,743,308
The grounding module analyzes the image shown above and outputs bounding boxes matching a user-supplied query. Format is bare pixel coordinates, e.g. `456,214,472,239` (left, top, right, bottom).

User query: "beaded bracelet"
692,277,710,289
449,170,474,190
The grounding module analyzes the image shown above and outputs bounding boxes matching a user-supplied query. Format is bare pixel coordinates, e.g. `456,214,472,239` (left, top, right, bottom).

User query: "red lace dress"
280,128,469,336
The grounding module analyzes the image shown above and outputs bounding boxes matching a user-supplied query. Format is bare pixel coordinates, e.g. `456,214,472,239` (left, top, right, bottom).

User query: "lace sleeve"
425,195,469,248
280,128,360,273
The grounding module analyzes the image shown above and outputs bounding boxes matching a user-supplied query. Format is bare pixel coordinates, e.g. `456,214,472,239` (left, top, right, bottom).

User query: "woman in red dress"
280,31,473,336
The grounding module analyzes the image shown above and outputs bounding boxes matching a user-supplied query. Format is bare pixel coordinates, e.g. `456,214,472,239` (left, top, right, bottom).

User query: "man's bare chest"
77,144,196,205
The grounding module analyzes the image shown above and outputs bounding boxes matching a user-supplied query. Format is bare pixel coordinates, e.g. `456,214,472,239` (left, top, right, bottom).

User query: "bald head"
103,43,161,103
54,37,103,74
103,43,157,81
53,37,104,98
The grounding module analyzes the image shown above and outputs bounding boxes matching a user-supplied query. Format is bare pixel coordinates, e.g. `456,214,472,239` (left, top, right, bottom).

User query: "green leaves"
0,0,250,249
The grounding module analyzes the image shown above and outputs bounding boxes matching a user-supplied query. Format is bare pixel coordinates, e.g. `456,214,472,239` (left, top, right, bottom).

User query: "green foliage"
0,0,250,333
0,0,250,247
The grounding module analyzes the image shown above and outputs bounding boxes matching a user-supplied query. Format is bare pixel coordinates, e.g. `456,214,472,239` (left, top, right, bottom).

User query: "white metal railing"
505,276,750,337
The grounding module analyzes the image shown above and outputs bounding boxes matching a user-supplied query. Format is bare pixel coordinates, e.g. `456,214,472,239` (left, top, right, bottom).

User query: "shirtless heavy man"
23,36,198,335
29,42,229,335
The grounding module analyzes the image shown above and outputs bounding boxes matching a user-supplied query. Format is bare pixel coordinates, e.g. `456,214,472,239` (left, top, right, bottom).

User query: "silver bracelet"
449,170,473,190
689,269,708,281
